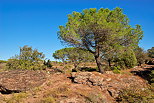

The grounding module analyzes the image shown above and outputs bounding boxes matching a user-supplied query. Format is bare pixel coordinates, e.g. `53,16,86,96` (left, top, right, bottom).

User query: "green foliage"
122,49,137,68
0,60,7,63
4,92,29,103
53,47,94,62
150,70,154,86
41,97,56,103
113,48,137,69
53,47,95,70
134,47,147,66
6,45,45,70
111,66,121,74
148,47,154,58
117,87,154,103
58,7,143,73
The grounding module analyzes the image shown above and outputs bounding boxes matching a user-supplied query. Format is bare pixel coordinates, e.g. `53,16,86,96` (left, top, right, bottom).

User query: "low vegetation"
6,45,46,70
117,87,154,103
3,92,29,103
0,60,7,63
40,97,56,103
84,93,106,103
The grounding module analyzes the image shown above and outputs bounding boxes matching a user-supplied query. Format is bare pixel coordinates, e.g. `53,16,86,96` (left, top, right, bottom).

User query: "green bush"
114,49,137,69
0,60,7,63
6,59,45,70
134,47,147,66
6,45,46,70
4,92,29,103
41,97,56,103
147,47,154,58
117,87,154,103
111,66,121,74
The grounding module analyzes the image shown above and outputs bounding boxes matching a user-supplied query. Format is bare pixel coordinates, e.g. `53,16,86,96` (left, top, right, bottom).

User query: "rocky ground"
0,65,154,103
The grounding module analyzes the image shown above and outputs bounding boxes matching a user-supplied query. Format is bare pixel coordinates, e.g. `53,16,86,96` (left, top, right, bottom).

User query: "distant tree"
53,48,67,63
147,47,154,58
58,8,143,73
134,47,147,66
53,47,94,70
6,45,45,70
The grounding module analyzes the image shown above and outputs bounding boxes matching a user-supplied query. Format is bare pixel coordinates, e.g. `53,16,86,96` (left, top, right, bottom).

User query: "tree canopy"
58,7,143,73
53,47,94,69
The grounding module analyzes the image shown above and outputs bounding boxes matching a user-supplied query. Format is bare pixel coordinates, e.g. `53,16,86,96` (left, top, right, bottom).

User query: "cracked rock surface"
0,70,47,93
71,72,148,98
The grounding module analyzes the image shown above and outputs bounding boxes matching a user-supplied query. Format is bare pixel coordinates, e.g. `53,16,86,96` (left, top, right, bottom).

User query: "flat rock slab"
0,70,47,92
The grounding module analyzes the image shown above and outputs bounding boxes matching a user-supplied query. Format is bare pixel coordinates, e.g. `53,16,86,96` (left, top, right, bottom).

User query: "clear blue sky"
0,0,154,60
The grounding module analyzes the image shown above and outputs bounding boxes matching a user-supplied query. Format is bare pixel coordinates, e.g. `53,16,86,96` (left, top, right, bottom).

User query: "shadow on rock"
131,66,154,84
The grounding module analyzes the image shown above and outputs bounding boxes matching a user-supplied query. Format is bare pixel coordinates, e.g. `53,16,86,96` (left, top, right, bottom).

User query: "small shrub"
111,66,121,74
33,87,42,93
4,92,29,103
41,97,56,103
60,64,63,66
113,49,137,69
6,45,46,70
116,87,154,103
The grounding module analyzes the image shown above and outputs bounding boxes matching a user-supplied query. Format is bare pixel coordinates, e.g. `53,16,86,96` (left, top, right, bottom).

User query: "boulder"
72,72,104,86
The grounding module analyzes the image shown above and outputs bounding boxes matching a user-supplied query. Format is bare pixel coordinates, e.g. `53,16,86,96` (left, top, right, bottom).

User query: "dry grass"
3,92,29,103
40,97,56,103
84,93,106,103
0,63,6,72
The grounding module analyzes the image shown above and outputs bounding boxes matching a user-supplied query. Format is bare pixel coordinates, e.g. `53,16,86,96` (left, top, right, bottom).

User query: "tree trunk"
74,62,79,72
93,45,104,74
95,56,104,73
108,59,111,67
